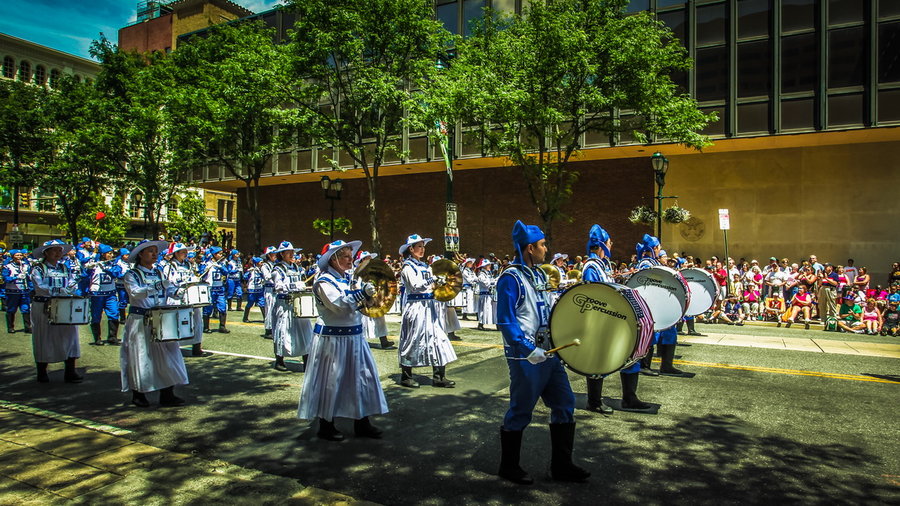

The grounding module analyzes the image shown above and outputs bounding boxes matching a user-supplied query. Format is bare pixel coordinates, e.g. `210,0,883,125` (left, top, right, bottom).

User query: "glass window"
881,0,900,19
738,102,769,132
297,150,313,172
697,3,727,46
34,65,46,85
73,74,81,83
659,9,686,46
701,106,726,136
657,0,685,7
463,0,485,37
738,0,769,39
696,45,729,101
782,0,815,33
18,61,31,83
828,0,863,26
879,22,900,83
625,0,650,12
828,93,864,126
277,152,292,173
491,0,516,13
781,97,815,130
408,136,428,160
878,89,900,122
316,147,334,171
782,33,817,93
738,40,771,97
437,1,458,34
2,56,14,79
829,27,865,88
49,69,60,88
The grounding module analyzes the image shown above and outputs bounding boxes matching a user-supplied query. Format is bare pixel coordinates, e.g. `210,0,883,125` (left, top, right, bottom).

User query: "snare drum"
549,283,655,377
148,306,196,342
45,297,91,325
182,282,211,307
450,289,469,308
625,266,690,330
291,292,319,318
680,268,718,316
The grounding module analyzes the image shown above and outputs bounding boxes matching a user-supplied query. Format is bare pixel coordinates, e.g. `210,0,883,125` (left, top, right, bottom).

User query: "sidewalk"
0,402,377,505
680,332,900,358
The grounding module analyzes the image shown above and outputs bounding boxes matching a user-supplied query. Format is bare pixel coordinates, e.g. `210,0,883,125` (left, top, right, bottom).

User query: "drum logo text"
572,294,627,320
638,275,677,293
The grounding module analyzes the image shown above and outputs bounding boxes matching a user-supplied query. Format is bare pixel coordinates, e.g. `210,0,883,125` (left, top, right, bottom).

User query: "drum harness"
32,262,72,303
503,265,553,357
126,267,167,317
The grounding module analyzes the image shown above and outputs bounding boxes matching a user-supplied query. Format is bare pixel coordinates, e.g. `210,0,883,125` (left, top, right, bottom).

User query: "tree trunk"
249,178,262,253
365,174,381,254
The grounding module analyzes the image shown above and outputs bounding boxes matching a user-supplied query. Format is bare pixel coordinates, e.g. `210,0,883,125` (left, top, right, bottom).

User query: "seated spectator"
889,262,900,287
889,285,900,305
861,298,882,335
720,296,745,325
786,285,814,323
881,300,899,336
764,294,786,321
729,273,744,299
837,295,866,333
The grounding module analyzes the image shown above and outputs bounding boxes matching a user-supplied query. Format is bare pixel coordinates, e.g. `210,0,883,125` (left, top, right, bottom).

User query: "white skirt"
120,314,189,393
478,294,496,326
399,299,457,367
444,304,461,333
263,287,275,329
465,288,477,314
187,307,204,345
273,299,313,357
30,302,80,363
297,332,389,421
363,315,388,340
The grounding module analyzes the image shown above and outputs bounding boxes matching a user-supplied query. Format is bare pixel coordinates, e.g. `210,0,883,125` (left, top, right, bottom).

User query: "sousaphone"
355,258,399,318
431,258,464,302
539,264,561,290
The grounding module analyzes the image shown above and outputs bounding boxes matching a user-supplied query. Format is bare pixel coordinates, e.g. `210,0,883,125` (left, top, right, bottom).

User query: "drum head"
625,266,688,330
549,283,638,377
681,268,718,316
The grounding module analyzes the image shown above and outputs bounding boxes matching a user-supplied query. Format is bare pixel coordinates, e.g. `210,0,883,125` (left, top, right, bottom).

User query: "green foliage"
424,0,715,240
77,193,131,246
166,191,216,241
312,217,353,236
0,79,52,186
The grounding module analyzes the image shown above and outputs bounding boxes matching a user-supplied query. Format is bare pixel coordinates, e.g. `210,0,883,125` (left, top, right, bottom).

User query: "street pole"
656,184,663,242
329,197,335,242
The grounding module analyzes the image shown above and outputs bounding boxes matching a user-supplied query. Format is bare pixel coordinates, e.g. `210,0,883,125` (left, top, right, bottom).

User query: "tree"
425,0,715,243
76,193,131,246
169,21,296,252
166,191,216,242
285,0,454,253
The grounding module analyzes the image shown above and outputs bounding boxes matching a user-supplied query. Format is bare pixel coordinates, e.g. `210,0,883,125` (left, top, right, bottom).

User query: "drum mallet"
545,338,581,355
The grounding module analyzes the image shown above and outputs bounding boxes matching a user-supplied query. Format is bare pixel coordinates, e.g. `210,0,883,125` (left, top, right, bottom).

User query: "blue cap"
636,233,660,258
207,246,223,256
587,224,611,258
97,244,113,255
511,220,545,263
80,237,91,243
118,248,130,257
230,249,240,257
251,256,262,264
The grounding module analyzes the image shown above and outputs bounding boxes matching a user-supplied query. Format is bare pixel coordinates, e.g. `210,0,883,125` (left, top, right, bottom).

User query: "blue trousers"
116,286,129,312
5,292,30,315
91,293,119,322
503,356,575,431
657,326,678,345
245,291,265,309
226,279,243,300
204,287,227,316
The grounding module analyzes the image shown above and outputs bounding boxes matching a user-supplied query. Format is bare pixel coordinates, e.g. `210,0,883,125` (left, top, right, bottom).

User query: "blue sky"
1,0,281,61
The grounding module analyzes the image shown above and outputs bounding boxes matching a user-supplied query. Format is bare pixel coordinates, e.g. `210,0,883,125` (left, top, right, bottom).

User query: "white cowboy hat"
399,234,432,256
353,250,379,268
551,253,569,263
318,240,362,272
31,239,73,259
128,240,169,263
273,241,297,254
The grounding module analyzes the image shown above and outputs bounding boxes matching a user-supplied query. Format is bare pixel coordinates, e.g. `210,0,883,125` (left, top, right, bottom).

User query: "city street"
0,310,898,505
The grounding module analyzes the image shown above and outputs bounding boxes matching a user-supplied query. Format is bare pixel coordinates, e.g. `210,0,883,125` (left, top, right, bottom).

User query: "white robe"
398,259,457,367
30,261,80,363
272,262,313,357
476,270,497,326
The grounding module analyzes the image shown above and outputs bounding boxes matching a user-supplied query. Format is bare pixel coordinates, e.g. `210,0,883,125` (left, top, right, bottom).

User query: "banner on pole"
718,209,730,230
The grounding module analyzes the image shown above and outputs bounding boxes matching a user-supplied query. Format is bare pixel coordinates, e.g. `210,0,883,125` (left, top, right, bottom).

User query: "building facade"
118,0,254,54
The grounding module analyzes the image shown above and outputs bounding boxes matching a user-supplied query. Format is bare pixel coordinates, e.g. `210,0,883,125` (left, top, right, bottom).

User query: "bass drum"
549,283,655,377
625,265,690,330
680,268,718,316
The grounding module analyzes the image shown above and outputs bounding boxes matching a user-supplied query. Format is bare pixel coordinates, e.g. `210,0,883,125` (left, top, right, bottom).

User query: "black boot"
90,322,104,346
227,299,233,312
432,366,455,388
192,343,207,357
64,358,82,383
400,366,419,388
498,428,533,485
448,331,461,341
159,386,185,406
242,305,251,323
6,312,15,333
262,328,272,339
620,372,652,411
131,390,149,408
658,344,685,376
686,318,704,337
301,354,308,373
36,362,49,383
274,354,287,371
218,313,230,333
107,320,120,345
378,335,395,349
235,298,242,311
354,416,383,439
203,315,212,333
676,319,685,335
548,423,590,482
585,377,613,414
317,418,345,441
640,346,659,376
22,313,31,334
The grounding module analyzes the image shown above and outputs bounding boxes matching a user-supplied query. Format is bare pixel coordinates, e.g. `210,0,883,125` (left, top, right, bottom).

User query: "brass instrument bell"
539,264,561,290
431,258,464,302
356,259,399,318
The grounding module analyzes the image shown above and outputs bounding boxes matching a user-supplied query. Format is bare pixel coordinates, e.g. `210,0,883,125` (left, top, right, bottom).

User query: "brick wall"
236,158,653,263
117,15,173,53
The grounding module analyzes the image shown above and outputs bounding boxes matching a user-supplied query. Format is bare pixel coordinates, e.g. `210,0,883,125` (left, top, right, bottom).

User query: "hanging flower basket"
663,205,691,224
628,205,658,225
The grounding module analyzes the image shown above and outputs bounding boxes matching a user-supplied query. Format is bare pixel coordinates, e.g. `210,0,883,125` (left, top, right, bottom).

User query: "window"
491,0,516,13
696,46,729,101
828,93,864,126
879,22,900,83
2,56,14,79
18,61,31,83
829,27,865,88
700,106,726,136
879,89,900,122
737,102,769,133
34,65,46,85
828,0,863,26
738,0,770,39
659,9,686,46
782,0,815,33
217,199,234,222
782,33,817,93
781,98,815,130
167,199,178,219
463,0,484,37
437,0,458,34
73,74,81,83
881,0,900,18
49,69,60,88
625,0,650,12
738,40,771,97
697,3,727,46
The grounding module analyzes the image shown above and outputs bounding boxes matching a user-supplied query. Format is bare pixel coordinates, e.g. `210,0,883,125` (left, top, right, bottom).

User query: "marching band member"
121,240,188,407
496,221,590,485
200,246,229,334
114,248,130,324
397,234,457,388
226,249,244,312
581,225,616,415
260,246,277,339
551,253,568,280
242,256,266,323
30,240,81,384
63,248,85,296
164,242,206,357
652,249,687,377
75,238,94,296
436,256,462,341
298,240,388,441
475,258,497,331
271,241,313,371
87,244,124,346
461,258,478,320
3,249,32,334
356,251,394,350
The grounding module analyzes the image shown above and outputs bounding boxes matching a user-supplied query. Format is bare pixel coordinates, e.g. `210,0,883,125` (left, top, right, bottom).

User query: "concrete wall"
661,140,900,283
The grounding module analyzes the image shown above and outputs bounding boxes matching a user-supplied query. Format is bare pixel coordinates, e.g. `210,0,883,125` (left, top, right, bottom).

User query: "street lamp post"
320,176,344,242
133,192,148,239
650,152,677,242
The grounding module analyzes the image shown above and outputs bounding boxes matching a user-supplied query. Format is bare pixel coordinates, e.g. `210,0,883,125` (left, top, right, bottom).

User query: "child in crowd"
861,298,882,335
881,300,899,336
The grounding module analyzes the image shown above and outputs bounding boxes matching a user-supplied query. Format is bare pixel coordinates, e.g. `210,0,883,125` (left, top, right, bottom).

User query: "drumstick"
545,338,581,355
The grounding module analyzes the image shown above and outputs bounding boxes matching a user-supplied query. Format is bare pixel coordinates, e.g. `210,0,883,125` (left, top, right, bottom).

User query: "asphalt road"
1,312,898,505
